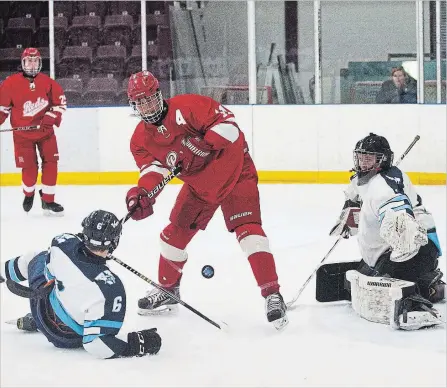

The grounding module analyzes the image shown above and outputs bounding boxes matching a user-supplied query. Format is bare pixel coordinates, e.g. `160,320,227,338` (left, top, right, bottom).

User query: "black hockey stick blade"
315,261,360,302
5,279,54,299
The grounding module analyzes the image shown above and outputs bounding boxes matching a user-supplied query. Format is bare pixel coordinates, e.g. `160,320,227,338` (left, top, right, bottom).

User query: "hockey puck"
201,265,215,279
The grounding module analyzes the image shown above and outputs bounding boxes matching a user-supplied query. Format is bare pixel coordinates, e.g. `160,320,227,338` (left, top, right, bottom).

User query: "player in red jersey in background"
0,48,65,216
125,71,288,330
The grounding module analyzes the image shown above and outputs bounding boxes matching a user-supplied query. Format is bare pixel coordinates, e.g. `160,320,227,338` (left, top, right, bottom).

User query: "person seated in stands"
376,66,417,104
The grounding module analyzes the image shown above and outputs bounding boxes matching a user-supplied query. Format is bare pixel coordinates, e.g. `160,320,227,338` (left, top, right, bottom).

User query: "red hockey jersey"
130,94,247,204
0,73,66,140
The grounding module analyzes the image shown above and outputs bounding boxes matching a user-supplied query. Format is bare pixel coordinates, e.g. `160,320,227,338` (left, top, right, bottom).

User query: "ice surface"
1,184,445,387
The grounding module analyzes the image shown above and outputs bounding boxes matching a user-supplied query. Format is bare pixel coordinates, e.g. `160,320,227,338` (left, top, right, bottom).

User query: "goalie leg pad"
346,270,443,330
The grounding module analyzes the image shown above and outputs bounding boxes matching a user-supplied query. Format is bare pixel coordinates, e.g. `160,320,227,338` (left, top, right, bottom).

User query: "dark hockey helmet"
81,210,122,253
353,133,394,185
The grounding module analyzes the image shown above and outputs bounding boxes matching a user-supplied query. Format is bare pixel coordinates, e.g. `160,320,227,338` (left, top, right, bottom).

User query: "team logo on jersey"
157,125,171,139
385,175,401,184
166,151,178,168
23,97,49,117
95,270,116,285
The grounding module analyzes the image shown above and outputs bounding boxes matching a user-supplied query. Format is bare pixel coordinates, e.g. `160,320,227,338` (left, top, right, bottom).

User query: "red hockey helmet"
21,47,42,77
127,71,164,124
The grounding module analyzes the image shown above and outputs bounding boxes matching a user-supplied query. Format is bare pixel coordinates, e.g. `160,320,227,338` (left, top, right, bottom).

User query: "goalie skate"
137,286,180,316
265,292,289,330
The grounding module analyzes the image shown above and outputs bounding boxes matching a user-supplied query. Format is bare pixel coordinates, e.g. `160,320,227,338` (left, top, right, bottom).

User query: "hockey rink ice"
0,183,445,388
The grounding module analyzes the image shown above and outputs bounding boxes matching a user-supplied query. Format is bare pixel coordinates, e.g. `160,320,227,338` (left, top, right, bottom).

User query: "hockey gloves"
126,187,155,221
178,136,213,175
125,328,162,357
329,199,361,239
40,109,62,132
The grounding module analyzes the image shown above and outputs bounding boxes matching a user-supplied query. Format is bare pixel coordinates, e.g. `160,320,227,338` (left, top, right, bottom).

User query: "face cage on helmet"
353,150,385,174
129,90,164,124
22,57,42,77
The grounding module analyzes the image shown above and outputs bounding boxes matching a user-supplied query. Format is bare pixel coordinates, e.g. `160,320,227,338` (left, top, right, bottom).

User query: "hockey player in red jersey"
0,48,65,215
125,71,288,330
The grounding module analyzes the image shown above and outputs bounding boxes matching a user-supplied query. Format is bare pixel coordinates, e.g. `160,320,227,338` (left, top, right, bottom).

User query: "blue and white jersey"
346,167,441,267
4,233,129,359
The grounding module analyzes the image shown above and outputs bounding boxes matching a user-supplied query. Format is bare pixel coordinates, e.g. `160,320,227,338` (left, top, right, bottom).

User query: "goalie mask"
21,48,42,77
353,133,394,185
128,71,165,124
81,210,122,253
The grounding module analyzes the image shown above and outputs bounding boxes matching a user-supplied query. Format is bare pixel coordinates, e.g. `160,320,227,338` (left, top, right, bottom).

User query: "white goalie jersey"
346,166,441,268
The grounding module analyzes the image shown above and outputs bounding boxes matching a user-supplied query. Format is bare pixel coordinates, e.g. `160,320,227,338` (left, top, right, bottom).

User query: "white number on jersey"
176,109,187,125
59,95,67,105
112,296,123,312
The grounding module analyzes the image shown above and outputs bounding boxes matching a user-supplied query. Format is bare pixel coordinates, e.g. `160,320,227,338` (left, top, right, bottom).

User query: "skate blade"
272,315,289,331
43,209,64,217
137,304,179,316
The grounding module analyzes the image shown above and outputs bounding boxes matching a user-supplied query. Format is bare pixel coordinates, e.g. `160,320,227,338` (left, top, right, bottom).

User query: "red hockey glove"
40,110,62,131
178,136,214,175
126,187,155,221
329,199,361,239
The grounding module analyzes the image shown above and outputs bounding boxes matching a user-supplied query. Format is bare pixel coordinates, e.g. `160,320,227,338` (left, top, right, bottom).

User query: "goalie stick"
287,135,421,310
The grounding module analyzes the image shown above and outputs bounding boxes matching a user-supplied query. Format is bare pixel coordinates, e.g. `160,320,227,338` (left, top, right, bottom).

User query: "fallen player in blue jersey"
1,209,161,359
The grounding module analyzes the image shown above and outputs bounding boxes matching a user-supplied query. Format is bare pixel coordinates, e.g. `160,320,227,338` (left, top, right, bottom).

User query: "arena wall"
0,105,445,186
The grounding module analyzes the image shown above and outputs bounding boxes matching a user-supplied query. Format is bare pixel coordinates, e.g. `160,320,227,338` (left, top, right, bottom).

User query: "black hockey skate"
23,193,35,212
39,190,64,216
138,286,180,316
17,313,38,332
265,292,289,330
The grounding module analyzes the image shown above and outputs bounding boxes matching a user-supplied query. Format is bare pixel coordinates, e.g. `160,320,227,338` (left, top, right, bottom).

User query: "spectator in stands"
376,66,417,104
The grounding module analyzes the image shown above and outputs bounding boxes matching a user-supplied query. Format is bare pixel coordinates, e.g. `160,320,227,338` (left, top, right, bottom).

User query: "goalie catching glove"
329,198,361,238
379,210,428,262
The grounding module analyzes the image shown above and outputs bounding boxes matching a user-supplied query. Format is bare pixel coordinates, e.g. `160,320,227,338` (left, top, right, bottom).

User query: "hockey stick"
0,125,40,133
107,253,226,331
121,164,182,225
394,135,420,167
286,135,421,310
